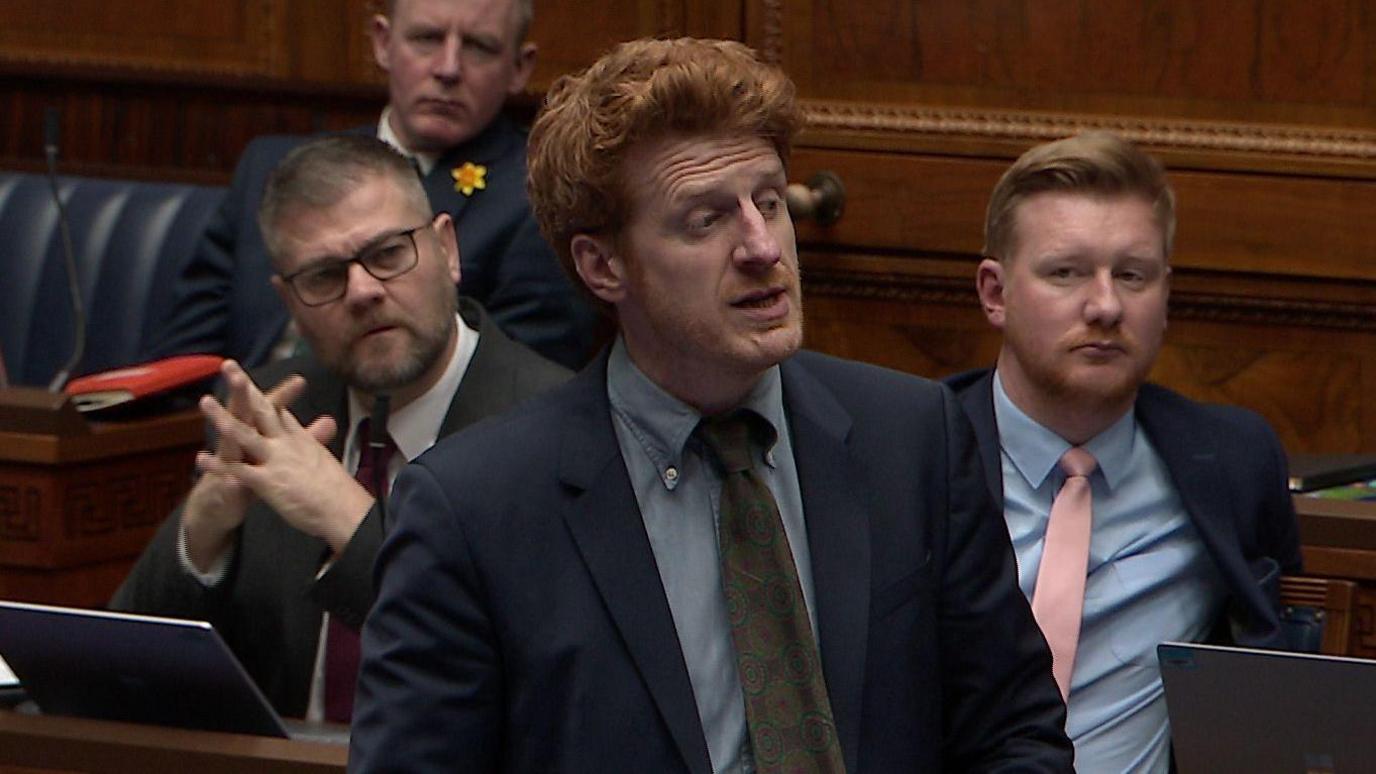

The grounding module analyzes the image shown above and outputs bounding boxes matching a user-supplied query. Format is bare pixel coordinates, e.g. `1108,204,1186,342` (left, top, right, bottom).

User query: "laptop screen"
0,600,288,737
1158,641,1376,773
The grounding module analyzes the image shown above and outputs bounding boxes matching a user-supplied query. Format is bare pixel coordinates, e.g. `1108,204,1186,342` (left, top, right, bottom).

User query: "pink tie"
1032,447,1097,700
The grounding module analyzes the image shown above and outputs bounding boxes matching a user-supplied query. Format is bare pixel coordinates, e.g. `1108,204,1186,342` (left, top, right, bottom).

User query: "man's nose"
434,35,463,81
733,200,783,269
1083,270,1124,326
343,261,387,308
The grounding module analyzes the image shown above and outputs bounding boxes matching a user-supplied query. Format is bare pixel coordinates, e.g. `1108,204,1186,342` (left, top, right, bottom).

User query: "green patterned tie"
696,410,847,774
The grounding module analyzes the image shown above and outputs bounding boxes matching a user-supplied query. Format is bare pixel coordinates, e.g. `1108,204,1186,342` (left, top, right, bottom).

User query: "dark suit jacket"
147,115,597,370
350,351,1074,773
945,368,1303,648
110,300,571,718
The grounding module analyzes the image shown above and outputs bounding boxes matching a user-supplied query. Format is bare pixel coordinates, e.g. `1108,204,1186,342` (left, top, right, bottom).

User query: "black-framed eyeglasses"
280,220,433,307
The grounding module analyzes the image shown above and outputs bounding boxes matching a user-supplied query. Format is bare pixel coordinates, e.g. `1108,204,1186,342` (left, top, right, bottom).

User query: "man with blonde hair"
947,131,1301,771
350,37,1072,773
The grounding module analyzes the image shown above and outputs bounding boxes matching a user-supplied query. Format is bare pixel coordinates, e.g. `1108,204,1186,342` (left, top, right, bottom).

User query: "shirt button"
665,467,679,482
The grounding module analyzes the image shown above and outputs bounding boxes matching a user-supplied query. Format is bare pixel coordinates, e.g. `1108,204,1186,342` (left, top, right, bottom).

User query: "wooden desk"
0,411,202,608
0,711,346,773
1294,495,1376,657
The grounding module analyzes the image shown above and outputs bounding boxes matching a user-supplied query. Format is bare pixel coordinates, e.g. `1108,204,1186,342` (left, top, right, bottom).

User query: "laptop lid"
0,600,288,738
1158,641,1376,773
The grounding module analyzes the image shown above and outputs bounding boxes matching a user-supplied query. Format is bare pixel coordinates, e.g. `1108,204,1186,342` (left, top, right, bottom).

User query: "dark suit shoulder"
1136,382,1279,446
790,349,947,405
943,367,993,395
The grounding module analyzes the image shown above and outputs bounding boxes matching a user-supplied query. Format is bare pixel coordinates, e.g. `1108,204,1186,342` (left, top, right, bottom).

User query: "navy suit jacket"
945,368,1302,648
351,351,1073,773
147,115,597,370
112,300,571,717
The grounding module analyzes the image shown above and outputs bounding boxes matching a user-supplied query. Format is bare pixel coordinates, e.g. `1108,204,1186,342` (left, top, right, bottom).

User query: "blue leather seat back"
0,172,225,387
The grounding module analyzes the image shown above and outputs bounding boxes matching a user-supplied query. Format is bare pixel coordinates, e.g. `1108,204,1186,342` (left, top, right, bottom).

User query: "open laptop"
1158,641,1376,773
0,600,343,741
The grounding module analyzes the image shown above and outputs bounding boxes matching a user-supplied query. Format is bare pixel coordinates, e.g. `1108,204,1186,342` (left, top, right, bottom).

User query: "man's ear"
270,274,293,308
1161,264,1172,332
508,41,537,96
433,213,461,286
975,257,1008,330
571,233,625,305
369,14,393,72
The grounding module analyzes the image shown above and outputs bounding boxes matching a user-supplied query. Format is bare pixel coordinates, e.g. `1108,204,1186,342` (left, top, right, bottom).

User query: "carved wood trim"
802,266,1376,332
801,101,1376,163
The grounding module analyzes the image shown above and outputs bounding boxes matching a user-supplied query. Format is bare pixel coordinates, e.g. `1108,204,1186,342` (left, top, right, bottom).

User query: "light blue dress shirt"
607,339,816,774
993,372,1225,773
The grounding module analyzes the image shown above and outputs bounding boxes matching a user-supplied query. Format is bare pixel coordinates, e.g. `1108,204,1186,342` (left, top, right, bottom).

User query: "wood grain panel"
0,1,284,78
801,250,1376,453
527,0,736,91
769,0,1376,129
790,146,1376,282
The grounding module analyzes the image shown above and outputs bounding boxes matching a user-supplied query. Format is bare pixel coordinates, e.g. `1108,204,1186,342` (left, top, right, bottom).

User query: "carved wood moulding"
802,266,1376,332
800,101,1376,163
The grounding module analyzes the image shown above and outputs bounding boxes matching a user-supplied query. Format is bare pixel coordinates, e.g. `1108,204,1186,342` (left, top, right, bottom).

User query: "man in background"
947,131,1301,771
148,0,596,371
113,135,568,722
350,37,1072,773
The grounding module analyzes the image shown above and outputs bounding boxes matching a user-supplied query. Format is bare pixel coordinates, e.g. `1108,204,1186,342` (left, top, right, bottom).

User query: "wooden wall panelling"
0,1,287,79
756,0,1376,130
0,73,383,183
527,0,740,92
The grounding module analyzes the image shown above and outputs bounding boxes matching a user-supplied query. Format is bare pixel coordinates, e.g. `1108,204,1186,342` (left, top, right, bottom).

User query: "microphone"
42,106,86,393
369,393,392,529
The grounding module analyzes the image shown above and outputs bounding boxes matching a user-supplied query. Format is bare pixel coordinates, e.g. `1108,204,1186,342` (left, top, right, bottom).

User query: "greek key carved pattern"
0,485,42,542
136,472,182,529
64,483,114,538
109,475,147,531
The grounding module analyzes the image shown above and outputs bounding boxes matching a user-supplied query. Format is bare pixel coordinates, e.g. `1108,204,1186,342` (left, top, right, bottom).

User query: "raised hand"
194,361,373,556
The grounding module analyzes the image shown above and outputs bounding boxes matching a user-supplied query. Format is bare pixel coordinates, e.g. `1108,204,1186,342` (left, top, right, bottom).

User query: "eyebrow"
296,228,408,273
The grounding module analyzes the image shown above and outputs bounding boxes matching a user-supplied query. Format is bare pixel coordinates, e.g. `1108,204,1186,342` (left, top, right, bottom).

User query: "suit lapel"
781,359,868,773
959,370,1006,509
437,299,521,436
556,360,713,774
1134,387,1234,577
425,116,517,224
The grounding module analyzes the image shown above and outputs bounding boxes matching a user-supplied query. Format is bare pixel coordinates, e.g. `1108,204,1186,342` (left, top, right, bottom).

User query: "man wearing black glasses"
112,135,570,723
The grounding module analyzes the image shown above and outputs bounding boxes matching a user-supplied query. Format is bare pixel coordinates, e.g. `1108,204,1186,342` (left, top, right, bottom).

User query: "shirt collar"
346,313,478,463
377,108,516,175
377,107,438,176
992,369,1136,491
606,337,787,489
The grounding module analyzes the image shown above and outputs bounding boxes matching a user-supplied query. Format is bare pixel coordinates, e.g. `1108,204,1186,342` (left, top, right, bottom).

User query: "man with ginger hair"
351,37,1072,773
946,131,1300,771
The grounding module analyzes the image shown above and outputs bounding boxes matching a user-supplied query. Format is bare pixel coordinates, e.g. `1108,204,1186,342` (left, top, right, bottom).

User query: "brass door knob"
785,171,845,226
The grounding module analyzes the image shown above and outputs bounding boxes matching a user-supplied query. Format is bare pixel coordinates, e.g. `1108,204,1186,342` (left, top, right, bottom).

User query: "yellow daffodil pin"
451,162,488,196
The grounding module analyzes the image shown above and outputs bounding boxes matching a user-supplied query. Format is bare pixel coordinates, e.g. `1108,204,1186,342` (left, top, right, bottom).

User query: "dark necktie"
323,418,397,723
696,410,847,774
